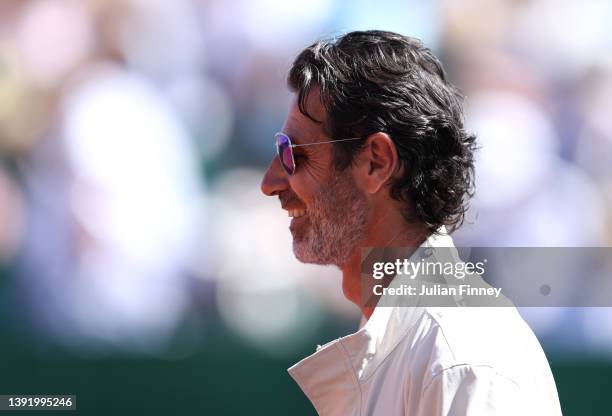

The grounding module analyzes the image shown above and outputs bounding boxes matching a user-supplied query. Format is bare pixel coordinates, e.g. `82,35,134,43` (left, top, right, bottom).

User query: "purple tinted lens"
276,134,295,174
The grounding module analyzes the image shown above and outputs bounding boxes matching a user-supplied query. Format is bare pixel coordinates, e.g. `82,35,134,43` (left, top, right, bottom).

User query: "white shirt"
288,232,562,415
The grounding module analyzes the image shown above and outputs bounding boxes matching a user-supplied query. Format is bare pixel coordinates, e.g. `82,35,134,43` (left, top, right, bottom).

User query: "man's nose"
261,156,289,196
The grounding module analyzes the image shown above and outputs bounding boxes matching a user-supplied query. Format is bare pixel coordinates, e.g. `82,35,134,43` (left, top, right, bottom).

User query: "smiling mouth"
288,209,306,218
289,208,309,236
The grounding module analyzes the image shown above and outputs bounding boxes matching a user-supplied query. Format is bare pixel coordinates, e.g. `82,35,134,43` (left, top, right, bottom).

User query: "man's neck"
341,221,429,321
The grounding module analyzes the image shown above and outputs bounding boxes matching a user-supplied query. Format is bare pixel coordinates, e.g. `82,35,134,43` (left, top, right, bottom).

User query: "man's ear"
354,132,399,194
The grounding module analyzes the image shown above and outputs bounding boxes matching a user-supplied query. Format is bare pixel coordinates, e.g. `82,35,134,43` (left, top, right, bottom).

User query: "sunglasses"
274,132,362,175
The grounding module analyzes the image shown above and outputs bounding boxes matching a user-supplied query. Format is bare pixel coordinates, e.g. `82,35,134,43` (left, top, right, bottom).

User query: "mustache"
279,191,305,210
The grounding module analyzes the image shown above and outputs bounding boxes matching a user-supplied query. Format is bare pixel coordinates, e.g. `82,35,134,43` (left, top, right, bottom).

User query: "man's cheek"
288,181,314,207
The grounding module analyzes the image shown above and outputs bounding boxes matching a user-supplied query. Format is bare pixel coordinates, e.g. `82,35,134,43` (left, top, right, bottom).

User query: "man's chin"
292,239,347,268
293,240,322,264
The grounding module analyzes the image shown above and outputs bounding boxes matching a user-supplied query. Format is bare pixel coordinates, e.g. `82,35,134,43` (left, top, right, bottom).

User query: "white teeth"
288,209,306,218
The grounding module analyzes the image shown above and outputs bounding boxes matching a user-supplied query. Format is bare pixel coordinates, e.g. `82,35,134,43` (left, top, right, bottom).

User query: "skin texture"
289,169,369,267
261,90,429,320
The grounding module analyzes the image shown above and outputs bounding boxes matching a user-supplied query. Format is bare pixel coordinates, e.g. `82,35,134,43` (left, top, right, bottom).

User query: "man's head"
261,30,476,268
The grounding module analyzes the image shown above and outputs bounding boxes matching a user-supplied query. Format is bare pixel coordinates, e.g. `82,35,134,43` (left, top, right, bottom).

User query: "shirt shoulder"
400,307,562,415
408,307,555,386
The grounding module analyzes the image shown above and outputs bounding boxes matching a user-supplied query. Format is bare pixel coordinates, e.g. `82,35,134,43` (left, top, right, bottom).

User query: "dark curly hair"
288,30,476,234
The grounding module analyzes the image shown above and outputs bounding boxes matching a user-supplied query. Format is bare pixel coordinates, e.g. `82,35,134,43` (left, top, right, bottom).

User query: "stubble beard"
292,172,369,268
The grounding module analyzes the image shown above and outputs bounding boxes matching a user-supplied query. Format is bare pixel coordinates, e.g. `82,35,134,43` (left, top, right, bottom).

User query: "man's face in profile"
261,91,370,268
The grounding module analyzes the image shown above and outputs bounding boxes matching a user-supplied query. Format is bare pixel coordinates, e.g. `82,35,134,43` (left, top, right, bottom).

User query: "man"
261,31,562,415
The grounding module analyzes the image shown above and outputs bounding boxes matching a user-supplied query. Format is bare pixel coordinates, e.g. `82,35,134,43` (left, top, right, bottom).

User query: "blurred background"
0,0,611,414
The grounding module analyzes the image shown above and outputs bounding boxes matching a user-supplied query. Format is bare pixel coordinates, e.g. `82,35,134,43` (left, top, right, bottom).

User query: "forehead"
282,89,329,145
